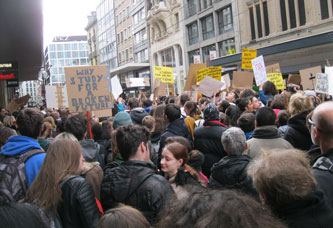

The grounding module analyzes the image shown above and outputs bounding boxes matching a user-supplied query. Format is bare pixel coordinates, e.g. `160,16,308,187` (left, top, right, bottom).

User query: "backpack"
0,149,44,203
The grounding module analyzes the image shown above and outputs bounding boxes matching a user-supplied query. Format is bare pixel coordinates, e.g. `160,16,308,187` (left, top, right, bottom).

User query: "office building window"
256,4,263,38
280,0,288,30
249,7,256,40
298,0,306,25
217,6,233,34
188,49,200,64
288,0,296,28
187,22,199,45
263,1,270,36
280,0,306,31
178,45,183,66
218,38,235,57
175,13,179,29
202,0,212,9
187,0,197,17
320,0,329,19
202,44,216,63
249,2,270,40
161,48,175,67
126,49,129,60
201,14,214,40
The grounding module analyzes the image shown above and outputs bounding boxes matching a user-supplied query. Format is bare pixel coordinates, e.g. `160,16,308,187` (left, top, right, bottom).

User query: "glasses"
308,117,322,131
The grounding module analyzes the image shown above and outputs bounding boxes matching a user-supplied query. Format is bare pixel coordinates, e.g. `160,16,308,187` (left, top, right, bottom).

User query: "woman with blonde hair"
25,139,100,228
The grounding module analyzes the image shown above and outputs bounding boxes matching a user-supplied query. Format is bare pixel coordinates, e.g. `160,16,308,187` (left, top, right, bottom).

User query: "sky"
43,0,101,47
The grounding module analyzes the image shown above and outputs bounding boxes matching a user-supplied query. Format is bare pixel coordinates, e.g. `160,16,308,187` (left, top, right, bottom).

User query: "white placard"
129,78,146,87
221,74,231,90
251,55,268,86
197,76,225,97
209,51,217,60
315,66,333,95
111,75,123,99
193,55,201,64
45,85,69,109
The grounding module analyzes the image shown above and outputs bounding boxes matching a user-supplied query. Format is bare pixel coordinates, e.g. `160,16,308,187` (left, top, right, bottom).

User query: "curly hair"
288,93,314,116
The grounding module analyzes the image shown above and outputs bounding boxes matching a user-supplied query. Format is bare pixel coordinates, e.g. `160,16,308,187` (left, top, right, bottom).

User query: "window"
130,47,133,58
249,7,256,40
127,6,130,17
298,0,306,25
249,2,270,40
202,0,212,9
161,48,175,67
187,22,199,45
65,44,71,50
126,49,129,60
175,13,179,29
50,52,56,59
288,0,296,29
57,52,64,58
57,44,63,51
120,12,122,22
201,14,214,40
118,53,121,63
320,0,329,19
187,0,197,17
217,6,233,34
280,0,306,31
263,1,270,36
65,51,71,58
256,4,263,38
121,31,123,42
218,38,235,57
280,0,288,31
178,45,183,66
188,49,200,64
202,44,216,63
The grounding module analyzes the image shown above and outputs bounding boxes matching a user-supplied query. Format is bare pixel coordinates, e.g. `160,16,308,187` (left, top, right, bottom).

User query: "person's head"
184,101,199,117
64,113,88,140
142,115,155,132
16,108,43,139
116,125,150,161
262,81,277,96
256,107,276,127
153,104,166,133
225,89,239,103
128,97,140,109
248,149,316,212
270,94,287,110
179,94,190,107
158,188,286,228
251,96,262,112
101,119,112,140
198,97,210,111
112,112,132,130
26,139,85,211
288,93,313,116
277,110,290,127
225,105,241,127
219,113,230,126
237,112,255,133
236,97,253,112
54,132,78,142
310,101,333,152
161,142,188,178
239,89,256,99
91,122,104,141
43,116,56,129
0,106,8,117
221,127,247,156
40,121,53,139
142,99,152,109
98,204,150,228
218,100,230,113
203,103,220,121
0,126,17,147
164,104,181,123
165,136,192,154
3,115,16,129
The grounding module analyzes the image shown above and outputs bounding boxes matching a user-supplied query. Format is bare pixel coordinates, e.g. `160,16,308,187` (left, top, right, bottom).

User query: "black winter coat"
283,109,313,151
58,176,100,228
194,120,227,177
101,160,174,224
208,155,258,198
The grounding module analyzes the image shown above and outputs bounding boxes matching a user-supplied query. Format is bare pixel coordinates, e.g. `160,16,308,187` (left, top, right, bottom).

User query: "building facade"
19,80,41,106
86,11,100,66
44,36,89,85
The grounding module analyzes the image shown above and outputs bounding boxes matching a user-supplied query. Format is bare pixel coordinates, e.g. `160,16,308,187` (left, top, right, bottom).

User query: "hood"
1,135,41,156
79,139,100,162
151,131,161,143
288,109,312,136
166,118,189,136
130,108,149,125
107,160,157,202
252,125,280,139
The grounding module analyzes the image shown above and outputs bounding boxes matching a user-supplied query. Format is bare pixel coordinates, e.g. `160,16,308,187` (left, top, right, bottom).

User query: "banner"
252,55,268,86
299,66,321,90
267,73,285,90
153,78,167,97
196,66,222,83
242,48,257,70
232,71,254,89
184,63,206,91
65,65,111,112
197,76,224,97
154,66,174,83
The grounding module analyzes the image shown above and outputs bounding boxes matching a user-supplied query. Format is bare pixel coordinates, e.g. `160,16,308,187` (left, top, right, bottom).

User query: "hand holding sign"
252,55,268,86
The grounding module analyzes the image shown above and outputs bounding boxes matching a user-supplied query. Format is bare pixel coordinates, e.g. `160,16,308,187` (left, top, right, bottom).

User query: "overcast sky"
43,0,100,47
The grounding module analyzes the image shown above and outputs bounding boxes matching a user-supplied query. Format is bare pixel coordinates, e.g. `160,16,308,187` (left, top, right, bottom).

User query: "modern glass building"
44,36,89,85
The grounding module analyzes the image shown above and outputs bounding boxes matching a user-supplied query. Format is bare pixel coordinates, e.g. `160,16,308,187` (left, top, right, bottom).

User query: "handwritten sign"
232,71,254,89
242,48,257,69
266,63,281,74
184,63,206,91
196,66,222,82
252,55,267,86
197,76,224,97
299,66,321,90
267,73,285,90
45,85,69,109
287,74,301,85
65,65,111,112
316,66,333,95
154,66,174,83
193,55,201,64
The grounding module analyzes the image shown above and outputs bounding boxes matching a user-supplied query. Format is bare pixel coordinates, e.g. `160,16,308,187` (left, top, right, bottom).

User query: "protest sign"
252,55,268,86
65,65,111,112
125,78,150,88
154,66,174,83
45,85,69,109
287,74,301,85
197,76,224,97
193,55,201,64
266,63,281,74
299,66,321,90
221,74,231,91
242,48,257,70
111,75,123,100
196,66,222,83
184,63,206,91
267,73,285,90
232,71,254,89
315,73,332,95
209,51,217,60
7,95,31,114
153,78,167,97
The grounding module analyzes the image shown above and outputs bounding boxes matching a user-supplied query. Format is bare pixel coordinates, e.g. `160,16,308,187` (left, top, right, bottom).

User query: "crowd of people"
0,80,333,228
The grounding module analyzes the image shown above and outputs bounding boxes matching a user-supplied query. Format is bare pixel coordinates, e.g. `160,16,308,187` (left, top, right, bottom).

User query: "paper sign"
193,55,201,64
299,66,321,90
184,63,206,91
221,74,231,90
267,73,285,90
196,67,222,82
252,55,268,86
154,66,174,83
242,48,257,69
315,73,332,95
45,85,69,109
125,78,150,88
111,75,123,100
232,71,254,89
287,74,301,85
197,76,224,97
209,51,217,60
266,63,281,74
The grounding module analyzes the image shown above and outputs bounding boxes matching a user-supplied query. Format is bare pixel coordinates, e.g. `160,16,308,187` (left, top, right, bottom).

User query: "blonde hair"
288,93,313,116
44,116,56,129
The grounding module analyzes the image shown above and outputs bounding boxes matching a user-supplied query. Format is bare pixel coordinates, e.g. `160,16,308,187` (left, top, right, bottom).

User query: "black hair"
218,100,230,113
143,100,152,108
128,97,140,109
164,104,181,122
116,125,150,161
256,107,276,127
270,95,286,110
64,113,88,140
263,81,277,96
240,89,257,99
16,108,43,139
180,94,190,106
184,101,200,117
237,112,255,132
225,105,241,127
277,110,290,127
236,97,251,112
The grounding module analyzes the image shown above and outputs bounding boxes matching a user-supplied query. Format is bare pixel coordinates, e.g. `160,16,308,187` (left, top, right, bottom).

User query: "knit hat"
113,112,132,129
204,103,220,121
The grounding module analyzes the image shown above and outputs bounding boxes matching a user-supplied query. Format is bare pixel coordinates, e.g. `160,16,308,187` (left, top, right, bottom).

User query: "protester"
184,101,201,140
0,126,16,148
277,110,290,137
236,97,254,112
259,81,277,105
225,89,239,104
178,94,190,118
3,115,17,130
128,97,149,125
237,112,255,140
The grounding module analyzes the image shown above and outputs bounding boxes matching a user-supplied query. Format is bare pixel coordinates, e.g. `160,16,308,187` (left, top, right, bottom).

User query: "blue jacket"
1,135,46,186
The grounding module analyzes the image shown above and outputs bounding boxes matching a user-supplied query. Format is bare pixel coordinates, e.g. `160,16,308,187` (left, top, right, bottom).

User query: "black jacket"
283,109,313,151
130,107,149,125
209,155,258,198
80,139,105,168
58,176,100,228
194,121,227,177
100,160,174,224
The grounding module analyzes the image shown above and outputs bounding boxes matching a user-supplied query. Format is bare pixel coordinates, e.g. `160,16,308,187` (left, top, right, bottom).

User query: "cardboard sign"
125,78,150,88
65,65,111,112
287,74,301,85
221,74,231,91
7,94,31,114
154,66,174,83
267,73,285,90
232,71,254,89
93,109,112,118
299,66,322,90
184,63,206,91
266,63,281,74
252,55,268,86
153,78,167,97
45,85,69,109
196,66,222,82
197,76,224,97
111,75,123,100
242,48,257,69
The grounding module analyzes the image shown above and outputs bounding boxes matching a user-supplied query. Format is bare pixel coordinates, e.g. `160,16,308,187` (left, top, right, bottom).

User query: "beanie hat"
113,112,132,129
204,103,220,121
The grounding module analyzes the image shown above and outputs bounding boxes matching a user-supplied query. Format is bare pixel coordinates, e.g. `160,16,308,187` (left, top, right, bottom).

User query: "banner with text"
154,66,174,83
196,66,222,82
252,55,268,86
267,73,285,90
242,48,257,70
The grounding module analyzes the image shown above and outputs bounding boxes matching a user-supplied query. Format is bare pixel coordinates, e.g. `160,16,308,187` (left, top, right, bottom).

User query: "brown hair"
142,115,155,132
25,139,82,212
44,116,56,129
153,104,166,133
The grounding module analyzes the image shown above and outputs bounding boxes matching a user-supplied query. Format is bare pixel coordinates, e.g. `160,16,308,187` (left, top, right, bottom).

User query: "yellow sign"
242,48,257,70
196,67,222,82
154,66,174,83
267,73,285,90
